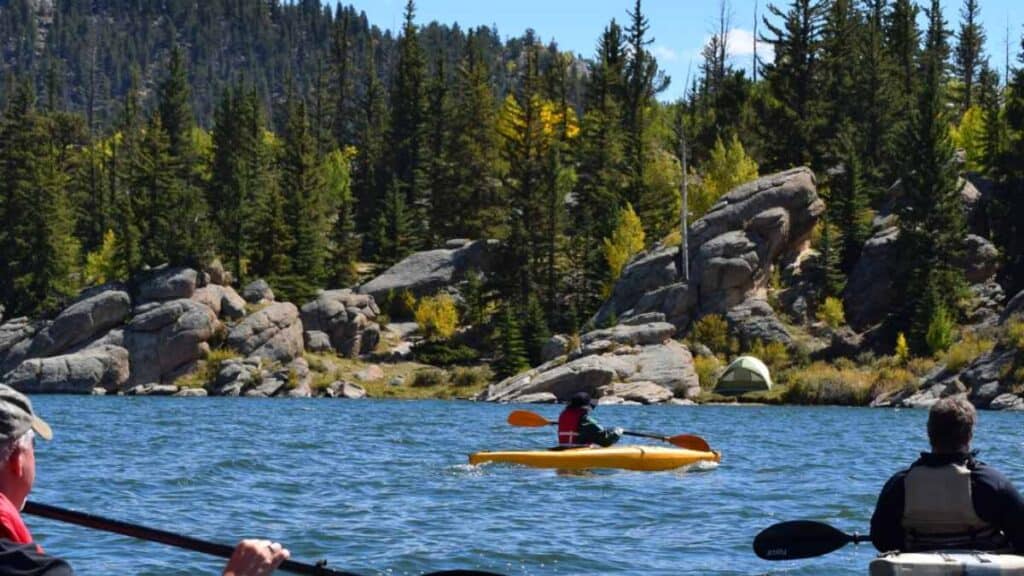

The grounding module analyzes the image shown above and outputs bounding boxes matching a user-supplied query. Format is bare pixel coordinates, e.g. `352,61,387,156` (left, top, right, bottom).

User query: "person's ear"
7,446,26,477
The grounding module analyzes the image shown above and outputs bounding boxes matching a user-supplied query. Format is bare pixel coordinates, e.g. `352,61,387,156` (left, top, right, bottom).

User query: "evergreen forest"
1,0,1023,374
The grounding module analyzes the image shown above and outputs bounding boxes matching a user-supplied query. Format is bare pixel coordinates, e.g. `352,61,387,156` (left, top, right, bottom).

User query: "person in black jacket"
0,384,290,575
870,395,1024,553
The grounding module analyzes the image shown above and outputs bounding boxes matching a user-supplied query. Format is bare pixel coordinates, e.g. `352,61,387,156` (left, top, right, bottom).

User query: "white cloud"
701,28,775,63
653,45,679,62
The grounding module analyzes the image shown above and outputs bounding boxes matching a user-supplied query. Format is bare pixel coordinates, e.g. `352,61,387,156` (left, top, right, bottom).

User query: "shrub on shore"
411,368,450,387
783,362,873,405
693,356,722,390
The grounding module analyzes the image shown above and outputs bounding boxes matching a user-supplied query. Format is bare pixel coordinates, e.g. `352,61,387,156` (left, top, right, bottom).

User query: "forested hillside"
1,0,1023,373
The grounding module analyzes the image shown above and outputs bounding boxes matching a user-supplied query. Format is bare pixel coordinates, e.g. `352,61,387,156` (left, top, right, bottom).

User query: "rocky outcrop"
124,299,220,386
300,290,381,358
1002,290,1024,324
227,302,303,363
724,298,792,347
843,226,900,332
596,381,674,404
0,318,43,374
192,285,246,320
480,336,699,403
212,358,263,396
136,267,198,304
594,168,823,329
580,322,675,347
358,239,494,301
27,290,131,358
242,279,275,305
3,345,129,394
963,235,1000,284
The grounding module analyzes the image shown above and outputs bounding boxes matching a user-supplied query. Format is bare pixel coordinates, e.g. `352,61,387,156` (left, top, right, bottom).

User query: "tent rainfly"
715,355,774,395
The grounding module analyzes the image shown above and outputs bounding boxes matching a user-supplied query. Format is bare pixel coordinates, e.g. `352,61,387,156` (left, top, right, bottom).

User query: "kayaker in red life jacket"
870,396,1024,554
557,392,623,447
0,384,290,575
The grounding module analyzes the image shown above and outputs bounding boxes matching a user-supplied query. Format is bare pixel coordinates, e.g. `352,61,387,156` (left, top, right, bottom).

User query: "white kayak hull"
870,551,1024,575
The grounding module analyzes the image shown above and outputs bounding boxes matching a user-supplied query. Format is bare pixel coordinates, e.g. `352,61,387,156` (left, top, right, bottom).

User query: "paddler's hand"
613,427,624,436
222,539,290,576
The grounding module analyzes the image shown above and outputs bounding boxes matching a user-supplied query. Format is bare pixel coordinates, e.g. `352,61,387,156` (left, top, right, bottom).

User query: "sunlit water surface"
27,397,1024,575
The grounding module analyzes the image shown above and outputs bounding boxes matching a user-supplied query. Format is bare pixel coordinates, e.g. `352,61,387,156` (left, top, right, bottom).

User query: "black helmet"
569,391,595,408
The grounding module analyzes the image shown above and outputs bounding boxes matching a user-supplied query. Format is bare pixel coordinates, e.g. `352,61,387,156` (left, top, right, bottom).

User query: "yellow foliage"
942,332,994,372
602,203,645,291
784,362,874,405
693,355,722,390
414,294,459,341
950,106,986,173
895,332,910,364
689,135,758,223
83,230,123,286
816,297,846,328
749,339,791,373
1003,320,1024,353
690,314,731,356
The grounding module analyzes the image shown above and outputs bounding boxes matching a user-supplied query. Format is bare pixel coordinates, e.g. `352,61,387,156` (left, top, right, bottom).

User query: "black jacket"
870,452,1024,553
0,540,73,576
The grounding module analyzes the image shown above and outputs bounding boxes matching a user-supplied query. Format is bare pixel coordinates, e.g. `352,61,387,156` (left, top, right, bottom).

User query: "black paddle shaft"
23,501,359,576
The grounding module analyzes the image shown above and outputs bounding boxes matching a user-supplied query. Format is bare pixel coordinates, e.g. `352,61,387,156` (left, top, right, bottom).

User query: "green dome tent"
715,356,774,396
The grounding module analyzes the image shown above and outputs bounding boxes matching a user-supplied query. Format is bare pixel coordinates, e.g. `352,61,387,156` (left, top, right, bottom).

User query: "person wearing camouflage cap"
0,385,290,575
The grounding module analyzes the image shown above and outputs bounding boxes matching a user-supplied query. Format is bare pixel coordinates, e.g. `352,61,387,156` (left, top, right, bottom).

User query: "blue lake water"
26,397,1024,575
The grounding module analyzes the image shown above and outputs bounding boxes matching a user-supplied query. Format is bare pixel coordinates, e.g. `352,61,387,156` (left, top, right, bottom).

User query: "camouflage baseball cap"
0,385,52,443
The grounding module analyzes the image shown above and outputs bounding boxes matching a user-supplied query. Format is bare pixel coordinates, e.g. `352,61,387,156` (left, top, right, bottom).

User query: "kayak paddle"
506,409,713,452
24,501,506,576
753,520,870,560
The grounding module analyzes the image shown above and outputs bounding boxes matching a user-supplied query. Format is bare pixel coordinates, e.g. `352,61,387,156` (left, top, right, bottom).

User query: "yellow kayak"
468,444,721,471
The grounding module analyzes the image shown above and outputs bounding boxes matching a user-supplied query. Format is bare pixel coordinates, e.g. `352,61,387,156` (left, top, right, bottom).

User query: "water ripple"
24,398,1024,575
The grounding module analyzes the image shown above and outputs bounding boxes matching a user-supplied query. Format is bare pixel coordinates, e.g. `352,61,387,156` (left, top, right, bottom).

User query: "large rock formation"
594,168,823,330
479,324,699,403
135,267,198,304
124,299,220,386
3,345,129,394
192,284,247,320
358,239,494,301
226,302,303,363
27,289,131,358
300,290,381,357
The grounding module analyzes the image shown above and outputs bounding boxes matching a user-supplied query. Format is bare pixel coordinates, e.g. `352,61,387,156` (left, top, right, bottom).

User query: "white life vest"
901,462,1008,551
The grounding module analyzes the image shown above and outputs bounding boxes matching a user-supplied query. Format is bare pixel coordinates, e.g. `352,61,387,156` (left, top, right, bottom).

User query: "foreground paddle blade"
666,434,711,452
753,520,853,560
507,410,553,427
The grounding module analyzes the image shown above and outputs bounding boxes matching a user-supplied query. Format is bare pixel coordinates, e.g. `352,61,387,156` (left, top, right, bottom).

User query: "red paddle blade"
667,434,711,452
507,410,554,427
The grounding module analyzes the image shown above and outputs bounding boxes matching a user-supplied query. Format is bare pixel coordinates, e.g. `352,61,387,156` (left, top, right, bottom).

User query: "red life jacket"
0,492,39,551
558,406,586,446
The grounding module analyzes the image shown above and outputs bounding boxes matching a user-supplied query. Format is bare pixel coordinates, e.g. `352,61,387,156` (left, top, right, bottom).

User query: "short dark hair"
927,396,976,452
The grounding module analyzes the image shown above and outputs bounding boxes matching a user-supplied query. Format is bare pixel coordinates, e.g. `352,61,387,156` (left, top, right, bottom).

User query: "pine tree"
331,7,355,148
522,295,550,366
760,0,826,170
113,75,143,277
858,0,898,184
885,0,921,118
623,0,669,208
280,92,327,292
211,86,263,280
953,0,985,112
424,53,454,244
325,148,360,287
450,31,501,239
495,303,529,379
376,178,414,266
390,0,429,249
999,36,1024,292
898,0,966,351
158,46,194,160
830,131,871,274
816,217,846,298
0,82,79,316
354,38,388,257
818,0,860,165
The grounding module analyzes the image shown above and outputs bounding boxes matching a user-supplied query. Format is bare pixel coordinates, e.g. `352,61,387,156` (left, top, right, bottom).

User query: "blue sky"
345,0,1021,101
